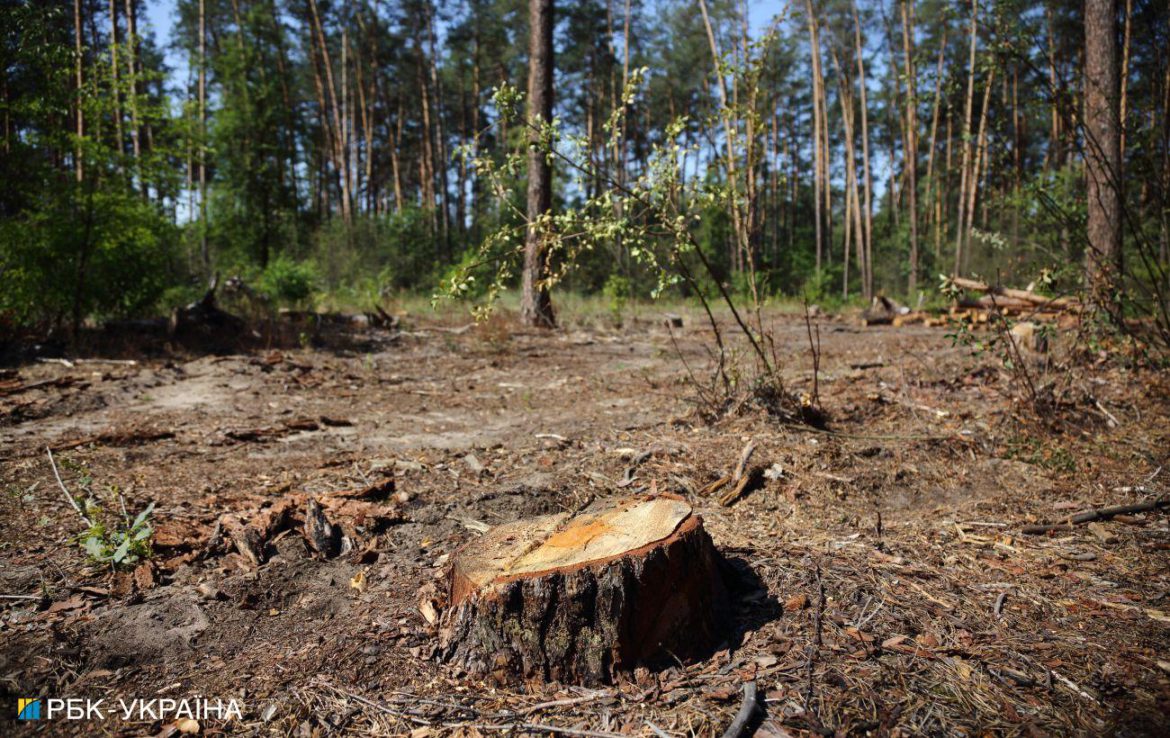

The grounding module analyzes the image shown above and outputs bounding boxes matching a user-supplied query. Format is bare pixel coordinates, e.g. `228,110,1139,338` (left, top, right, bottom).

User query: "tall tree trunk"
109,0,124,171
1119,0,1132,158
1045,4,1061,170
827,45,864,301
900,0,919,297
964,65,996,273
954,0,978,275
74,0,84,183
124,0,141,177
392,98,404,213
924,27,947,265
520,0,556,328
699,0,749,276
426,4,450,255
417,42,438,234
307,0,352,223
804,0,825,274
199,0,208,272
1083,0,1123,313
852,0,873,298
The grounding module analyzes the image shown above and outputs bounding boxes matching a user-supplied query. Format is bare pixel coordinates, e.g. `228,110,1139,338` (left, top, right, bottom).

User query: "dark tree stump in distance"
438,494,730,685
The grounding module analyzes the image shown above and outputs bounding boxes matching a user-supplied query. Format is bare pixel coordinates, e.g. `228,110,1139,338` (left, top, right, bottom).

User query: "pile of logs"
862,278,1081,329
946,277,1081,321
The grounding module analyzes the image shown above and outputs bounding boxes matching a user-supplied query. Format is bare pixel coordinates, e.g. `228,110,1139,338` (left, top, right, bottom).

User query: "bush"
603,274,631,323
258,254,318,307
0,186,179,328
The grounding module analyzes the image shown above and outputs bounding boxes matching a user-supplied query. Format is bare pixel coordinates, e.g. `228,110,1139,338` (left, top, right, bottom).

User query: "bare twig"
720,681,761,738
516,693,610,717
1021,497,1168,534
994,591,1008,619
447,722,626,738
645,720,672,738
803,302,822,406
46,448,92,527
733,440,757,484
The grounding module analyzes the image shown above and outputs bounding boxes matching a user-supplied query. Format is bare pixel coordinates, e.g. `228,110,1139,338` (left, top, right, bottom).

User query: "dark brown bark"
1083,0,1123,312
439,499,729,685
74,0,84,182
520,0,556,328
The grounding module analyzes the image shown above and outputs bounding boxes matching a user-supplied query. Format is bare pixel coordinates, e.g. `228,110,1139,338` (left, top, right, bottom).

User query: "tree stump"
438,494,730,685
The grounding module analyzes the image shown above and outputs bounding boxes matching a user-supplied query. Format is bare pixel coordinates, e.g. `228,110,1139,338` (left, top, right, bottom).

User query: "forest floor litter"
2,306,1168,736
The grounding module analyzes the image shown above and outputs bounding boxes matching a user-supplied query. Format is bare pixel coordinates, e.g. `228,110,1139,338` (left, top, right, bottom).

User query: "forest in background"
1,0,1168,332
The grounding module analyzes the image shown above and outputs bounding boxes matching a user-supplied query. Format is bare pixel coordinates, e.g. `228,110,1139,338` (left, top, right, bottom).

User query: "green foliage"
1,187,178,326
56,458,154,569
258,254,318,308
78,501,155,569
602,274,631,324
311,210,444,298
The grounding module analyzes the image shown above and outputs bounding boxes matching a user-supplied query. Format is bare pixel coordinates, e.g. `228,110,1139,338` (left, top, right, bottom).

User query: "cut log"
948,276,1081,313
439,494,730,685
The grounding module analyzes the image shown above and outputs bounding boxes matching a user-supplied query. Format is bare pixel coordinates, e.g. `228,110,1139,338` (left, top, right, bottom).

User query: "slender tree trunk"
924,27,947,265
109,0,124,171
852,0,873,298
1045,4,1061,170
804,0,825,274
124,0,141,176
1084,0,1123,313
699,0,750,276
1012,63,1022,246
392,98,405,213
940,108,952,261
307,0,352,223
900,0,919,297
417,43,437,233
520,0,556,328
954,0,978,275
426,5,450,255
199,0,208,272
828,45,864,301
964,66,995,273
74,0,84,183
471,10,482,240
1119,0,1132,158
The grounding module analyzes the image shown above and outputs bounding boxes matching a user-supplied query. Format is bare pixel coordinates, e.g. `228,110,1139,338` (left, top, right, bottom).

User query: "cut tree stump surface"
440,494,730,684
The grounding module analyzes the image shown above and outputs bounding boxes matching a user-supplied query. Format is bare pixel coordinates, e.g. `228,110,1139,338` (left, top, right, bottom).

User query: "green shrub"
0,187,179,327
603,274,631,323
258,255,318,307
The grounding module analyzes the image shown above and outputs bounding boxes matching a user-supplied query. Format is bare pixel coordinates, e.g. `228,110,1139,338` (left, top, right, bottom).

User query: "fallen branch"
720,681,761,738
732,441,757,484
1021,497,1169,534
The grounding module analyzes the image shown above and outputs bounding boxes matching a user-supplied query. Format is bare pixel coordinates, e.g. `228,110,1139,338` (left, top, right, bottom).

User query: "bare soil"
2,307,1168,736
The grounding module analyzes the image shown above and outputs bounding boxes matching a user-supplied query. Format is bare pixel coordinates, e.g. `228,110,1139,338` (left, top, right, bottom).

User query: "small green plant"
603,274,631,325
78,501,155,567
51,453,155,569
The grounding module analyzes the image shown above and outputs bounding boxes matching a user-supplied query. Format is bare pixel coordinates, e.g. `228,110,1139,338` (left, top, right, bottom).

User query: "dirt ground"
2,306,1168,737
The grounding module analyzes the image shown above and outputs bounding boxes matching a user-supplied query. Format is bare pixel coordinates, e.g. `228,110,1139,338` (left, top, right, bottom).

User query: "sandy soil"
2,307,1168,736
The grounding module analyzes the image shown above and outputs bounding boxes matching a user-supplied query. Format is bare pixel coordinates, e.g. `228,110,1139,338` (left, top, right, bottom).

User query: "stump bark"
438,494,730,685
